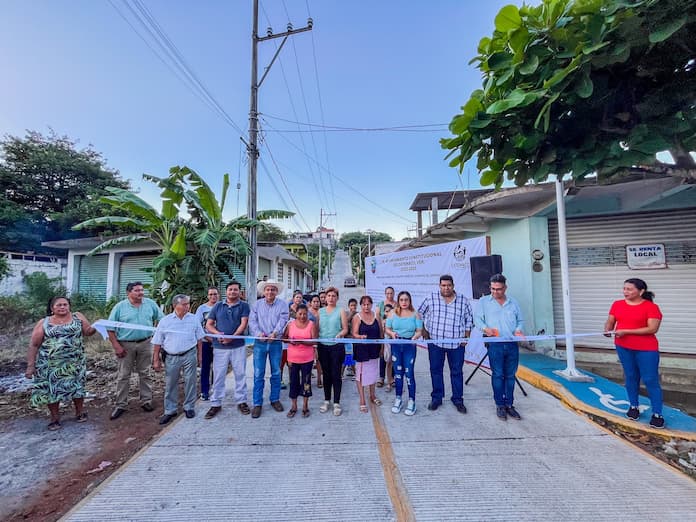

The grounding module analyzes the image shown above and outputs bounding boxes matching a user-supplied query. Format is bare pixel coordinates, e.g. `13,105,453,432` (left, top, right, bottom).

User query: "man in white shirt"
152,294,206,425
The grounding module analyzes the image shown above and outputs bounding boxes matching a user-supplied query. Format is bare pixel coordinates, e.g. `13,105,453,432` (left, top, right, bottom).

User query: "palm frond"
86,234,151,255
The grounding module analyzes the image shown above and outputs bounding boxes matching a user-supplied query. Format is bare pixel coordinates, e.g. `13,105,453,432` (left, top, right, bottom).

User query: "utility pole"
317,208,335,289
246,0,312,303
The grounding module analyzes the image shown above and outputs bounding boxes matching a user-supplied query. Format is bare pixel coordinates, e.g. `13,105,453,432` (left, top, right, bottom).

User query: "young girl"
284,304,317,418
308,295,323,388
351,296,383,412
385,291,423,416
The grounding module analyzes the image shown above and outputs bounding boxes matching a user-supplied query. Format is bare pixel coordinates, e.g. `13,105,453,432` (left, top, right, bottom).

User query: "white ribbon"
93,319,607,345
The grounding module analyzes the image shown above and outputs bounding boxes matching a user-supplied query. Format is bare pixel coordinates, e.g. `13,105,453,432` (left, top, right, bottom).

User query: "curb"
517,364,696,442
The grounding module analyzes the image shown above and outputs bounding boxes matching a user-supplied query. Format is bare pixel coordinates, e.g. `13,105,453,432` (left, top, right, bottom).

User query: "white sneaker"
391,397,403,414
319,400,331,413
333,403,342,416
404,399,416,416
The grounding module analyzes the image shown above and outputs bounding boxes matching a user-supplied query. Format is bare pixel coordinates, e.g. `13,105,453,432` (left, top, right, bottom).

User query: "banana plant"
73,166,293,304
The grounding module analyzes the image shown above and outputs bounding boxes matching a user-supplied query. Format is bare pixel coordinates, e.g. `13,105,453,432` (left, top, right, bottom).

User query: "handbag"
383,342,391,362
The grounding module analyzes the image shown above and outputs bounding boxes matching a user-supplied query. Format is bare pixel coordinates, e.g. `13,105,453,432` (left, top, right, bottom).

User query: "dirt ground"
0,336,168,522
0,333,694,522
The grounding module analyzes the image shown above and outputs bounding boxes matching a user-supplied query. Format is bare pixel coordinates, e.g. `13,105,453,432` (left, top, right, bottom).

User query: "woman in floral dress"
25,296,96,430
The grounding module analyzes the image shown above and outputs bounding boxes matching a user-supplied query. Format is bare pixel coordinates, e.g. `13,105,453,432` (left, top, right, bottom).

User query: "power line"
260,127,450,133
259,2,330,211
298,0,337,214
131,0,245,135
111,0,245,136
262,118,414,225
262,113,449,131
259,138,312,231
281,0,336,212
257,156,305,232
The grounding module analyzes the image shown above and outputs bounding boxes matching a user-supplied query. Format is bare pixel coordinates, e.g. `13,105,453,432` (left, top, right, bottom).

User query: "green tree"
338,231,392,273
442,0,696,187
74,166,292,304
258,223,289,242
0,131,129,252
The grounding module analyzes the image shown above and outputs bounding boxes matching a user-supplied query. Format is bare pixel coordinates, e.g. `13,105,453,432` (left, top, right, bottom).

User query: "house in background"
0,251,67,296
406,175,696,367
41,238,313,302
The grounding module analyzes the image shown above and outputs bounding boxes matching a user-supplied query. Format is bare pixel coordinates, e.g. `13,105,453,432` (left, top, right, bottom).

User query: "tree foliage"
74,166,293,305
442,0,696,187
258,223,289,242
338,231,393,274
0,131,129,252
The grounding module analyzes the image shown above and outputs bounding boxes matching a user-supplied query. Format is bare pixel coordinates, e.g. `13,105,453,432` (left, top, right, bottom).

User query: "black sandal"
76,412,88,423
47,421,62,431
286,409,297,418
302,409,310,418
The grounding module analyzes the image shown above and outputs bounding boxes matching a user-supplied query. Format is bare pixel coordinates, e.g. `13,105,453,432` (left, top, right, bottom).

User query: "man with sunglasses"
474,273,525,421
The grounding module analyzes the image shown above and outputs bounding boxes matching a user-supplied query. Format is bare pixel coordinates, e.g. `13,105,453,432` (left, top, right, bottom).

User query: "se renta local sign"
626,244,666,270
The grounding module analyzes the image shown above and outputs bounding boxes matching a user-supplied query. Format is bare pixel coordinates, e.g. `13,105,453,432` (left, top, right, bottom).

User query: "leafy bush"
22,272,67,309
69,293,118,321
0,295,39,329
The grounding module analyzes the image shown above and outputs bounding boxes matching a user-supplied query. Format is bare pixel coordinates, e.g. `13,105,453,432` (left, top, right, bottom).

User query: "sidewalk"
518,352,696,439
65,348,696,521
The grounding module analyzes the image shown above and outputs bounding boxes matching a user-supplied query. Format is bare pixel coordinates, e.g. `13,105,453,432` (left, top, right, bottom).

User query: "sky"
1,0,517,242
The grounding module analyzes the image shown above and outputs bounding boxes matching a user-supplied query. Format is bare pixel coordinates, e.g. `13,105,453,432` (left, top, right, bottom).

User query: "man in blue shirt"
473,274,525,421
204,281,251,419
248,279,289,418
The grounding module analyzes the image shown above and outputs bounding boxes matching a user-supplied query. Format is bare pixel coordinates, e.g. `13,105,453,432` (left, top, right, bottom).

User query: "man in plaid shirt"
418,274,473,414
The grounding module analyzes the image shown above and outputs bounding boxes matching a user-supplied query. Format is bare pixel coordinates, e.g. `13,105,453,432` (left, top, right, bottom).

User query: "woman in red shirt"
604,278,664,428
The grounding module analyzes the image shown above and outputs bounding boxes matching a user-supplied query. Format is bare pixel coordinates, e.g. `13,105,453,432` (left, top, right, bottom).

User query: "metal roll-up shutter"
258,258,271,279
550,209,696,355
118,255,156,299
77,254,108,301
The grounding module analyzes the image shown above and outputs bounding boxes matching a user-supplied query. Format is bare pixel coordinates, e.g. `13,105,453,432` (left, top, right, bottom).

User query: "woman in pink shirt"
284,304,318,418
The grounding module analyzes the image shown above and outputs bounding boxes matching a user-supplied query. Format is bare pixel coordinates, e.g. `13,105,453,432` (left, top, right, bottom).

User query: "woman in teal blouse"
385,291,423,416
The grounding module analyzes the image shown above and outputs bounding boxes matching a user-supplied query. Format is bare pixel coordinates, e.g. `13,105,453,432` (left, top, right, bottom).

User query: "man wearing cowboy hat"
248,279,289,418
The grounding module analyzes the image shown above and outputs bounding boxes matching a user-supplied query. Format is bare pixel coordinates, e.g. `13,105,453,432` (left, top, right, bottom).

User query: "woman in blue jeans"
604,278,664,428
385,291,423,416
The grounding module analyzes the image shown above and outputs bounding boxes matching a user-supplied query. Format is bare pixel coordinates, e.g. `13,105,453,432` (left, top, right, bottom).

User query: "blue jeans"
428,345,465,405
616,345,663,415
391,342,416,400
487,342,519,407
253,340,283,407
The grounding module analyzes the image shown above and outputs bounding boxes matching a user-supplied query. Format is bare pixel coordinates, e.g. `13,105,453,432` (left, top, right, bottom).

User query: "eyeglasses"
490,286,505,292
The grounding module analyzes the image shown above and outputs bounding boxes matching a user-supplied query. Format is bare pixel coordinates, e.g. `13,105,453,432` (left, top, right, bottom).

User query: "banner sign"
364,237,490,365
626,244,666,269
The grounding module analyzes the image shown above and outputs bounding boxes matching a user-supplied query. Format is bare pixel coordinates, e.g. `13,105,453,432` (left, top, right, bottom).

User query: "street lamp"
366,229,374,257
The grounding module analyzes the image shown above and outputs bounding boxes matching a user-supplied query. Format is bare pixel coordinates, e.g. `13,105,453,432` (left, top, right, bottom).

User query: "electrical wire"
261,118,414,225
259,1,330,211
262,113,449,131
280,0,336,213
111,0,245,136
299,0,337,214
259,139,312,231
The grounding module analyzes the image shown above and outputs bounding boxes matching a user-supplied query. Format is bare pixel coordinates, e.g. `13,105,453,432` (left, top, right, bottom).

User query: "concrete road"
65,349,696,521
64,252,696,520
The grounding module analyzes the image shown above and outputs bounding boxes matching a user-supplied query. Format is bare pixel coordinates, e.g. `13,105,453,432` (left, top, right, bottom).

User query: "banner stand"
464,344,528,397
